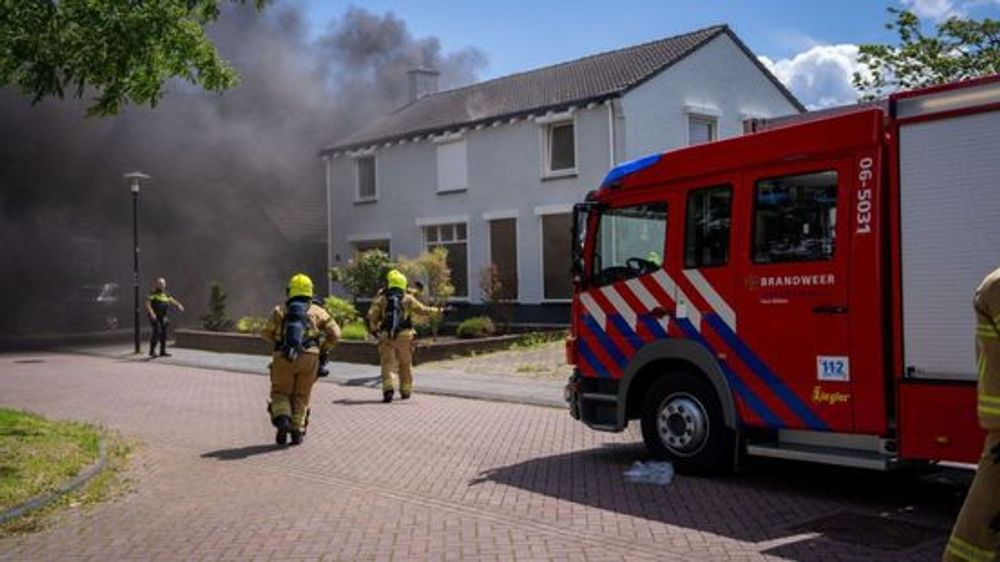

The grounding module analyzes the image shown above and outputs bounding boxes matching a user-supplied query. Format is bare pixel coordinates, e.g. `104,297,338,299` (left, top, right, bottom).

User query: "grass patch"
508,331,567,351
340,321,369,341
0,408,135,536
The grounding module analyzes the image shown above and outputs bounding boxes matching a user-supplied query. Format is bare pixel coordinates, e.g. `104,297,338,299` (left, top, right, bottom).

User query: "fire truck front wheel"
640,372,734,473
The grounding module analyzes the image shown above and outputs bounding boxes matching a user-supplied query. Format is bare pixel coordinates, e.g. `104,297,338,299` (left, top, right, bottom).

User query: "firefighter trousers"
378,335,413,395
945,430,1000,562
269,352,319,432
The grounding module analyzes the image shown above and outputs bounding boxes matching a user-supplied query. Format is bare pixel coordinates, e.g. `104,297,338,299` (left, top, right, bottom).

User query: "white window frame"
685,104,721,146
420,221,471,301
434,136,468,194
538,113,577,180
353,153,377,203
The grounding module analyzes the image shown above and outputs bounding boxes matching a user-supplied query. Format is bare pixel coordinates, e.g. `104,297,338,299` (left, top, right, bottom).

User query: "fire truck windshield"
591,203,667,286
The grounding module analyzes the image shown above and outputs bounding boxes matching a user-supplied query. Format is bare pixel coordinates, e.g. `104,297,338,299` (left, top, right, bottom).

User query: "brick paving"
0,352,969,561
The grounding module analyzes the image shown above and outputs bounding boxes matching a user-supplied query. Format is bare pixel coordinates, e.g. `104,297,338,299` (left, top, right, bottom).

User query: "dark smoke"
0,3,485,335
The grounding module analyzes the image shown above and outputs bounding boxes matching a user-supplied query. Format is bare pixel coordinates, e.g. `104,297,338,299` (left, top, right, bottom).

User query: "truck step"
746,442,895,471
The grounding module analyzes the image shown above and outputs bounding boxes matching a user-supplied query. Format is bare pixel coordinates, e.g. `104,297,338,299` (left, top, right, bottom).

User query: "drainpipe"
607,98,617,168
323,155,333,295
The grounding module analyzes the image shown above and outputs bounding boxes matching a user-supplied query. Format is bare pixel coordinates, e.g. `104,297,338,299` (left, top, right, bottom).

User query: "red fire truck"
565,75,1000,473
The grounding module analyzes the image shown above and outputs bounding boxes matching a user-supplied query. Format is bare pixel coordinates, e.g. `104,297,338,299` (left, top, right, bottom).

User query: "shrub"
236,315,268,334
329,249,393,300
456,316,496,339
323,295,359,327
340,321,368,341
201,281,234,332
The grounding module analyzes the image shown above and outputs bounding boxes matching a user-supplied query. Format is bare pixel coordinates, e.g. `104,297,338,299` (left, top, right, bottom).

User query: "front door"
734,163,852,431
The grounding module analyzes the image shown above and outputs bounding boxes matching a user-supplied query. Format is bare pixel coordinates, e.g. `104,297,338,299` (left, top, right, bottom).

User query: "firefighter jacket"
974,266,1000,430
262,302,341,355
367,292,439,339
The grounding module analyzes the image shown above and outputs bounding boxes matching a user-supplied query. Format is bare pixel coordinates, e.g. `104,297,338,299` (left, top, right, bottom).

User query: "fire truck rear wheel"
640,372,734,473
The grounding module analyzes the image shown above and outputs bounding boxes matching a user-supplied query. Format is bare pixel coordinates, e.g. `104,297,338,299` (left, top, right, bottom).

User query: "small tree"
201,281,234,332
478,262,510,331
329,249,393,301
853,8,1000,101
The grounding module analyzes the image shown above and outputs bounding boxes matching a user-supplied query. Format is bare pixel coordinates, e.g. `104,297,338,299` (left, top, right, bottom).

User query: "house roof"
322,25,804,153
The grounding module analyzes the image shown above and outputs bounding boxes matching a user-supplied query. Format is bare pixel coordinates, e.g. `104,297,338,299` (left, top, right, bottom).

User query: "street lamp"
124,171,150,354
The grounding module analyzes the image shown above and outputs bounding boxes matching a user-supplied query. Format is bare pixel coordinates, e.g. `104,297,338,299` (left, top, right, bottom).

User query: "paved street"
0,352,970,561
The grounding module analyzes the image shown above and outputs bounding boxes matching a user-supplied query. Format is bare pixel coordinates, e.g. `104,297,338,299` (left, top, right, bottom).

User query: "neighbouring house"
320,25,803,323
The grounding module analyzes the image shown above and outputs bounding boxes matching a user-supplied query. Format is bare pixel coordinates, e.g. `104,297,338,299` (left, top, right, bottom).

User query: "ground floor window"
424,223,468,298
489,218,518,300
541,213,572,300
352,239,389,257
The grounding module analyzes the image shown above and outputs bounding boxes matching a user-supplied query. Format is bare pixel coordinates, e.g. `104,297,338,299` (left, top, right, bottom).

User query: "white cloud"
900,0,1000,20
902,0,962,20
759,44,866,109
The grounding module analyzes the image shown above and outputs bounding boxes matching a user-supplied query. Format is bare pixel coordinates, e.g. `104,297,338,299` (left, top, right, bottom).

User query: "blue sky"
301,0,999,108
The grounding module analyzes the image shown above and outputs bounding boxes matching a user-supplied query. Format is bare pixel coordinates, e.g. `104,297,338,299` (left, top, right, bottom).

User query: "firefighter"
367,269,441,403
945,266,1000,562
262,273,340,445
145,277,184,357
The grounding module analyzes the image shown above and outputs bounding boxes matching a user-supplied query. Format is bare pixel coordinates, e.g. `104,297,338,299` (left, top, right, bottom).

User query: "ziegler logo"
812,386,850,405
856,156,875,234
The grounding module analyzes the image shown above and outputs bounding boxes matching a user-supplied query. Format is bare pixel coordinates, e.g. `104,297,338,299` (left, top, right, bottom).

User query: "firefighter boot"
383,390,393,403
290,430,304,445
274,415,291,445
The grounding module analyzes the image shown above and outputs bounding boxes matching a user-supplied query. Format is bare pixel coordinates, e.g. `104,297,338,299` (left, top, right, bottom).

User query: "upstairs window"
543,121,576,176
753,171,838,264
685,186,732,268
436,139,468,193
355,156,376,201
688,115,717,145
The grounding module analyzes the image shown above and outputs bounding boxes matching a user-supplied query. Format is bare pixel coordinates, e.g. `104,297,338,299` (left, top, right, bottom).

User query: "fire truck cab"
565,76,1000,473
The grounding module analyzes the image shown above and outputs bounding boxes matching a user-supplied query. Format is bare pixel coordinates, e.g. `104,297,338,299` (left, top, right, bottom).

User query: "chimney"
407,68,440,103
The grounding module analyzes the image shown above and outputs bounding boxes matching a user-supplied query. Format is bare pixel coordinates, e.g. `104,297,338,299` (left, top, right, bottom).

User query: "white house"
320,25,803,323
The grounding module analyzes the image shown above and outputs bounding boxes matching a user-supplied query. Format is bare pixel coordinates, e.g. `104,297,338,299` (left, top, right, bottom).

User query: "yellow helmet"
386,269,407,291
287,273,314,298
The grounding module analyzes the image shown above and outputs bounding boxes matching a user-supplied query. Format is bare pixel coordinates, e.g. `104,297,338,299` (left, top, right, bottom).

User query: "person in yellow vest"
945,266,1000,562
262,273,340,445
367,269,441,403
145,277,184,357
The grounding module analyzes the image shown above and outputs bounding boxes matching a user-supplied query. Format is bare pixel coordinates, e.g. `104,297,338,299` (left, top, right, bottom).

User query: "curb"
0,438,107,526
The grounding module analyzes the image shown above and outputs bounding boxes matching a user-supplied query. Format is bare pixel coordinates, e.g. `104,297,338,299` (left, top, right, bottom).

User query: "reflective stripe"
579,293,606,330
683,269,736,333
947,534,995,562
979,353,988,380
600,286,636,328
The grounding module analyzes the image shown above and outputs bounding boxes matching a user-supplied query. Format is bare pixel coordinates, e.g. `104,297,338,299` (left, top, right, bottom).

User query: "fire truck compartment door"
899,107,1000,381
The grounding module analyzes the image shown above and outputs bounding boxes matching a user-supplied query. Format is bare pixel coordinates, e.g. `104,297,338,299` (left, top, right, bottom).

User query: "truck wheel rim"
657,393,709,457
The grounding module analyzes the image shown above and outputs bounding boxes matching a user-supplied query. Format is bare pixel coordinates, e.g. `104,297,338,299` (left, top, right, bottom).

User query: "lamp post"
124,172,150,354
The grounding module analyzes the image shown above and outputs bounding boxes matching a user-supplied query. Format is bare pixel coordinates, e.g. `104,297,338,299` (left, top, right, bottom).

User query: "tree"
0,0,268,116
329,249,393,302
201,281,234,331
478,262,511,332
853,8,999,101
